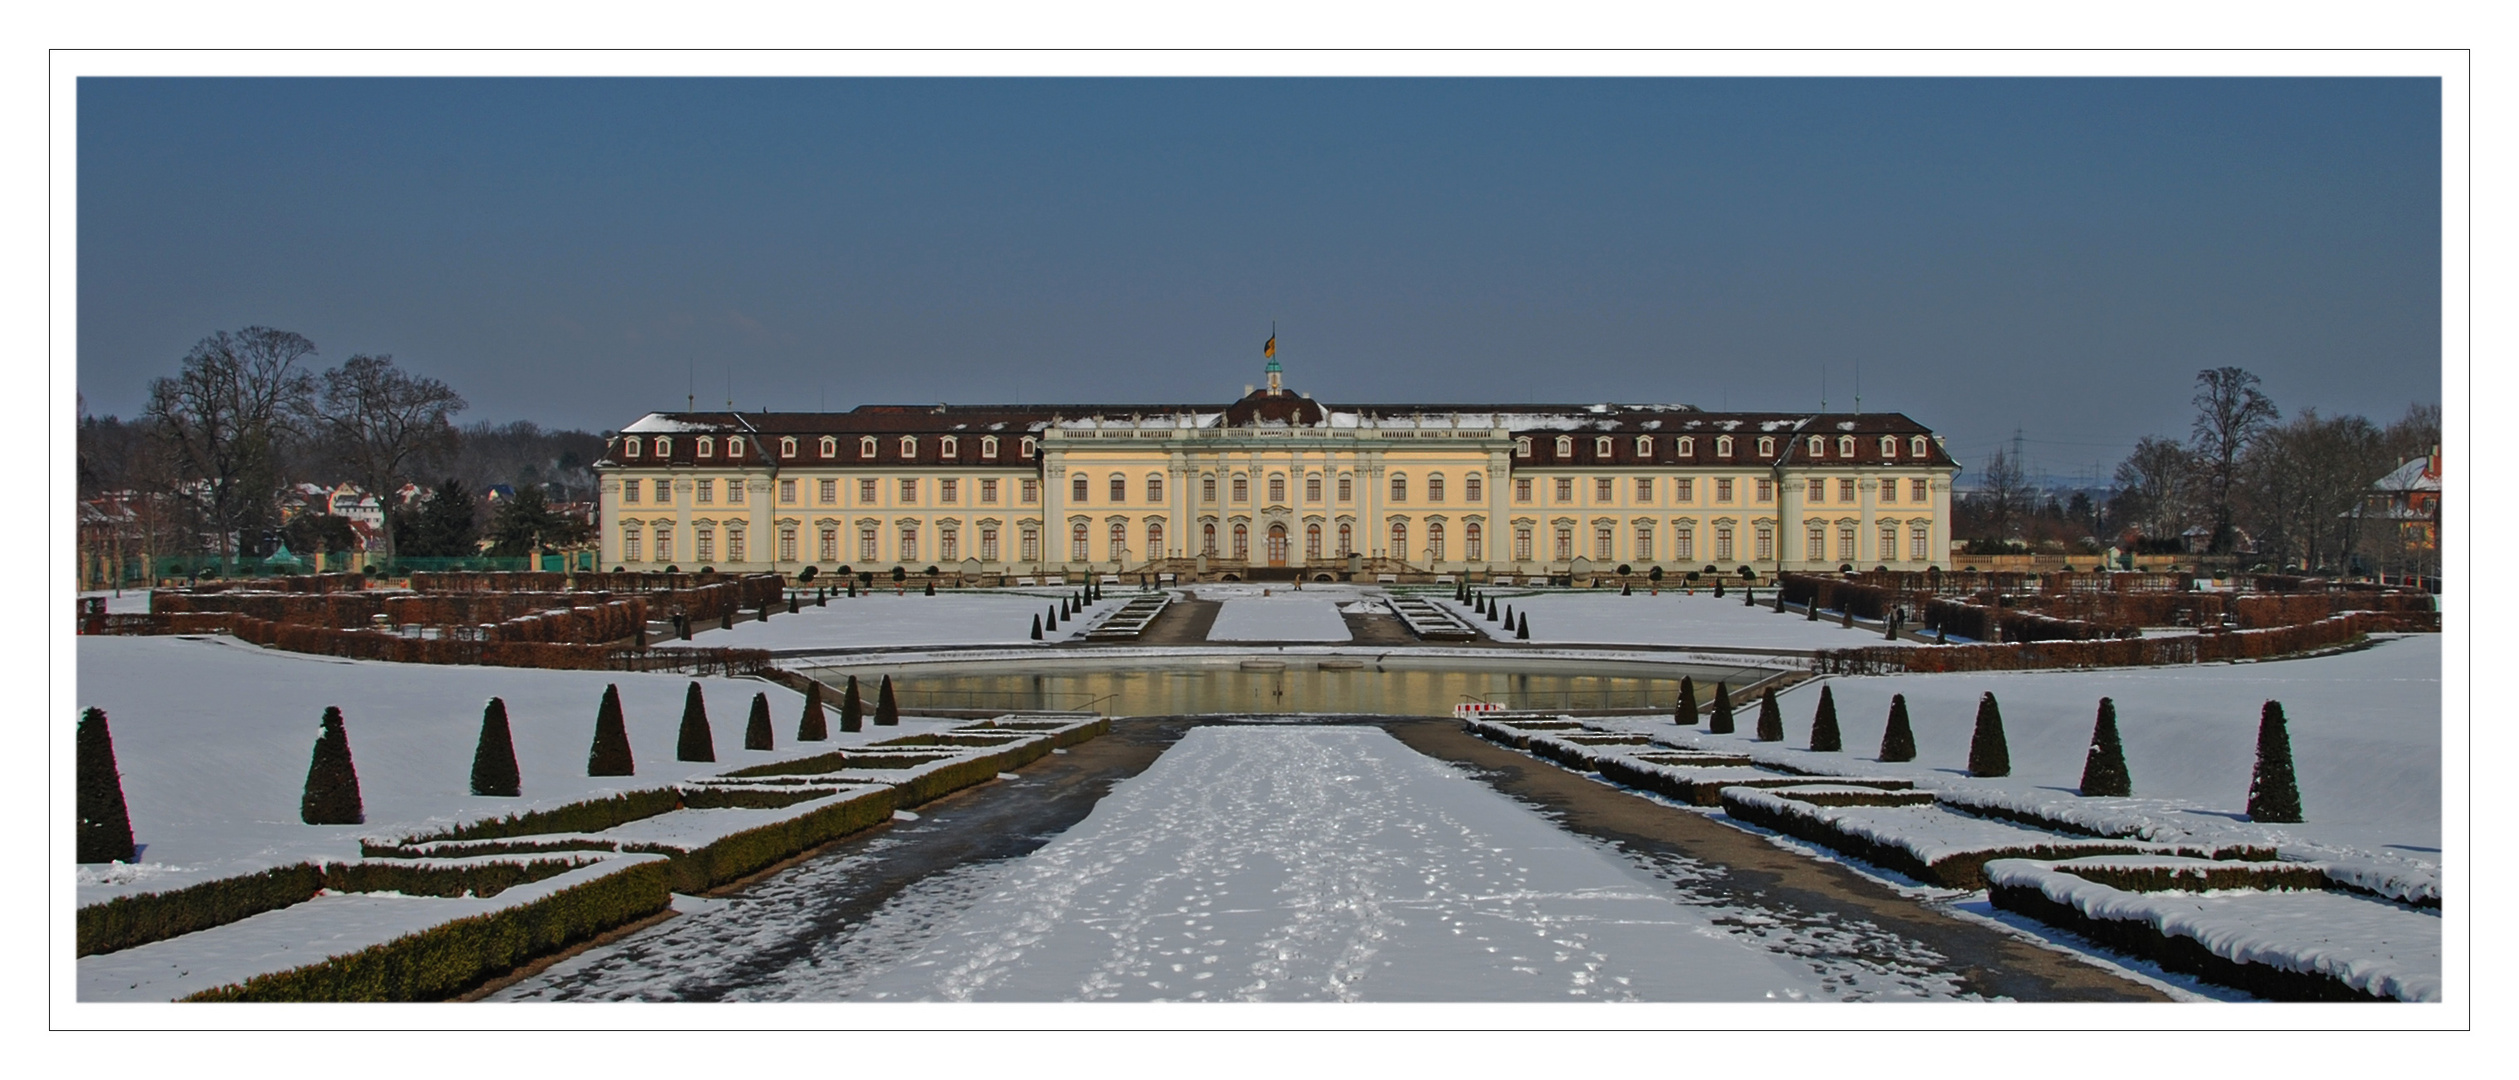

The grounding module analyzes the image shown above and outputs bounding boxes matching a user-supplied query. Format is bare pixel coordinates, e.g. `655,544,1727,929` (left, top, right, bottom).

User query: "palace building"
592,359,1960,582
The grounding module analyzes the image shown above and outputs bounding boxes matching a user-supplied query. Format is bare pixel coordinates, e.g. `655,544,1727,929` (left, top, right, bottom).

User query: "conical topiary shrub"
798,681,828,742
1045,606,1059,632
300,706,365,825
1709,682,1736,734
1031,613,1043,640
1501,603,1513,629
875,675,900,726
1674,676,1699,725
1621,582,1632,596
2246,700,2302,823
1878,694,1916,762
677,682,716,762
1754,687,1784,742
745,692,775,751
588,684,634,776
2078,697,2131,797
924,579,936,596
1809,684,1841,752
1515,612,1530,640
77,707,136,863
471,697,522,797
841,675,864,733
1967,691,2010,777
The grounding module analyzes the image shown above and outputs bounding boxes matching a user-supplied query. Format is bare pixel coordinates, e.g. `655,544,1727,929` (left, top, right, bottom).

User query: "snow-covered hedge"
77,856,602,958
1718,787,2272,889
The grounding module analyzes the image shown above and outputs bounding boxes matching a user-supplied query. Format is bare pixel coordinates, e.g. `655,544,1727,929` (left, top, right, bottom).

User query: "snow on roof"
1837,421,1858,431
621,414,728,434
2374,457,2440,492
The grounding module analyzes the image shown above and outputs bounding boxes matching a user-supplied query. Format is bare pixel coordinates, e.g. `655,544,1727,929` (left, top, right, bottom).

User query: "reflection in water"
817,663,1749,717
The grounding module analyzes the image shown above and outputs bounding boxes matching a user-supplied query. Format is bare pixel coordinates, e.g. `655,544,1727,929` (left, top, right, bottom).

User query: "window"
1840,478,1856,503
1635,526,1652,560
1636,435,1653,456
1911,479,1929,503
1554,526,1574,561
1912,436,1929,458
1555,436,1574,457
900,525,918,563
1840,436,1856,458
941,478,959,504
1716,478,1734,501
1554,478,1574,502
1465,522,1483,561
726,479,744,505
1677,436,1694,456
981,526,999,561
729,437,746,458
622,527,641,563
1072,475,1090,502
1429,476,1445,502
1202,476,1218,502
1337,476,1353,502
1758,436,1774,457
940,436,958,458
860,436,877,458
1269,475,1285,502
1146,521,1163,556
849,478,869,503
1596,436,1614,457
1838,525,1857,562
1147,476,1163,502
779,479,796,504
696,527,715,563
623,436,641,458
982,435,999,458
1714,525,1733,562
781,437,797,459
654,436,671,457
1515,478,1533,503
1021,527,1040,562
1881,523,1898,561
899,436,917,457
778,526,797,562
1232,523,1249,559
1675,526,1693,562
1809,435,1827,456
1880,481,1897,505
1716,436,1734,457
1635,477,1653,501
1109,522,1127,561
1020,436,1037,458
1390,476,1407,502
899,478,918,503
1807,478,1824,502
1464,475,1482,501
1754,524,1773,561
1756,478,1774,503
1911,525,1930,562
655,524,676,562
1306,523,1322,559
1109,475,1126,502
1881,436,1899,458
940,529,958,562
1072,522,1089,561
697,436,714,459
623,478,642,504
981,478,999,503
726,528,745,563
859,528,877,562
1594,478,1613,502
1232,476,1249,502
1306,475,1323,502
1202,522,1218,556
820,436,837,458
819,527,838,562
1390,521,1407,557
695,479,714,504
1339,523,1354,556
1808,524,1827,559
1428,522,1446,561
1513,526,1532,561
1595,528,1613,560
1515,437,1533,459
1021,479,1039,504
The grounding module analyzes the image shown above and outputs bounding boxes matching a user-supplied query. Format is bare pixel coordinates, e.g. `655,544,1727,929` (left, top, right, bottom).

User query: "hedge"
182,857,675,1002
386,787,684,848
78,863,325,957
623,787,896,893
1986,873,2402,1002
1811,613,2386,675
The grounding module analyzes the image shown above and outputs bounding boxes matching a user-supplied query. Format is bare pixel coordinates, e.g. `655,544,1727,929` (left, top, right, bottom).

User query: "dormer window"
941,435,958,458
1839,435,1856,458
1809,435,1826,456
1515,437,1532,459
860,436,878,459
727,436,744,458
1635,435,1652,456
697,436,714,458
623,436,642,458
981,435,998,458
780,437,797,459
899,436,917,457
1880,436,1898,458
1677,436,1694,456
1020,436,1037,458
1757,436,1775,457
1554,436,1574,456
819,436,837,458
654,436,671,457
1912,435,1929,457
1716,436,1733,457
1594,436,1613,457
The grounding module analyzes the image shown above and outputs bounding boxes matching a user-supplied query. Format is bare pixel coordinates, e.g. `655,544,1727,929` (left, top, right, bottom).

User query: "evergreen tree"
588,684,634,776
745,692,775,751
1879,694,1916,762
1674,676,1699,726
1621,582,1632,596
1754,688,1784,741
1713,579,1724,598
840,675,865,733
1708,681,1736,734
77,707,136,863
924,579,936,596
1502,603,1513,628
1967,692,2011,777
2079,697,2131,797
677,681,716,762
300,706,365,825
1806,596,1819,620
1045,605,1059,631
875,675,901,726
470,697,521,797
1809,685,1842,752
1031,613,1043,640
798,681,828,741
2246,700,2303,822
1515,611,1530,640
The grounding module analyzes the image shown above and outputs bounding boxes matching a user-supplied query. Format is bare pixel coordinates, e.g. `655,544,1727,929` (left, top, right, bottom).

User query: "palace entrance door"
1266,523,1289,566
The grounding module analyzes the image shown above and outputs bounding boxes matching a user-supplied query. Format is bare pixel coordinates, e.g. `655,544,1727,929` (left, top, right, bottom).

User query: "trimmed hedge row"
1987,877,2400,1002
1717,787,2268,889
1812,613,2384,674
182,857,676,1002
623,787,897,893
2056,860,2331,894
383,788,684,849
78,863,325,957
1922,598,2107,644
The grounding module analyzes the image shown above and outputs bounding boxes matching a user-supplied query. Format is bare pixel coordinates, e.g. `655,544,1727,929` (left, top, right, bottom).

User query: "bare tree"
316,354,467,562
2239,409,2385,572
143,327,319,564
2110,435,2200,542
1960,446,2033,544
2190,367,2279,554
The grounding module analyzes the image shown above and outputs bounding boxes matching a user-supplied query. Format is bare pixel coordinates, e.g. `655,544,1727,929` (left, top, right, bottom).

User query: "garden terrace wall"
1777,574,1907,620
1921,598,2108,644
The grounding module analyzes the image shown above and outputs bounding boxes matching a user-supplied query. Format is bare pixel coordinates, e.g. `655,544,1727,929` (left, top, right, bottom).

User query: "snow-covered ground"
851,725,1834,1001
1198,585,1357,642
77,589,153,614
1579,635,2438,885
1439,590,1910,651
73,636,965,904
654,590,1133,651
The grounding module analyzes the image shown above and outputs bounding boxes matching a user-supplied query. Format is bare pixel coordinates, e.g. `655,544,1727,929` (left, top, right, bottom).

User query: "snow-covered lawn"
77,589,152,614
854,725,1835,1002
1439,590,1910,651
1198,585,1356,642
1620,634,2439,875
73,636,965,904
655,590,1134,651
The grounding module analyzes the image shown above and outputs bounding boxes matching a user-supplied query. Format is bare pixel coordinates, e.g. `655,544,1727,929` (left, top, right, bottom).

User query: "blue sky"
76,77,2441,481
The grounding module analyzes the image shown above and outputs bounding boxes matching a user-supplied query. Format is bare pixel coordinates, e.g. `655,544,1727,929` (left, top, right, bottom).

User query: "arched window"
1109,521,1128,561
1073,475,1090,502
1390,475,1408,502
1714,524,1733,562
1202,522,1217,555
780,436,797,458
938,527,956,562
859,436,877,458
899,523,918,563
623,436,642,458
1428,522,1446,561
1391,521,1408,557
1595,436,1613,457
1465,521,1483,561
1555,435,1574,457
1880,435,1898,458
1515,437,1533,459
981,435,999,458
726,436,744,458
654,436,672,457
1428,475,1445,502
1147,521,1164,555
940,435,958,457
1911,435,1929,457
1464,474,1482,502
1839,435,1856,458
1337,523,1353,556
621,525,642,563
1635,435,1653,456
1020,436,1038,458
1513,525,1533,561
1109,475,1126,502
697,436,714,458
1147,474,1164,502
1554,526,1573,561
1306,523,1322,559
1071,521,1089,561
1677,436,1694,456
1715,436,1733,457
1232,523,1249,560
1758,436,1775,457
820,436,837,458
1674,524,1693,561
1809,435,1826,456
899,435,917,457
